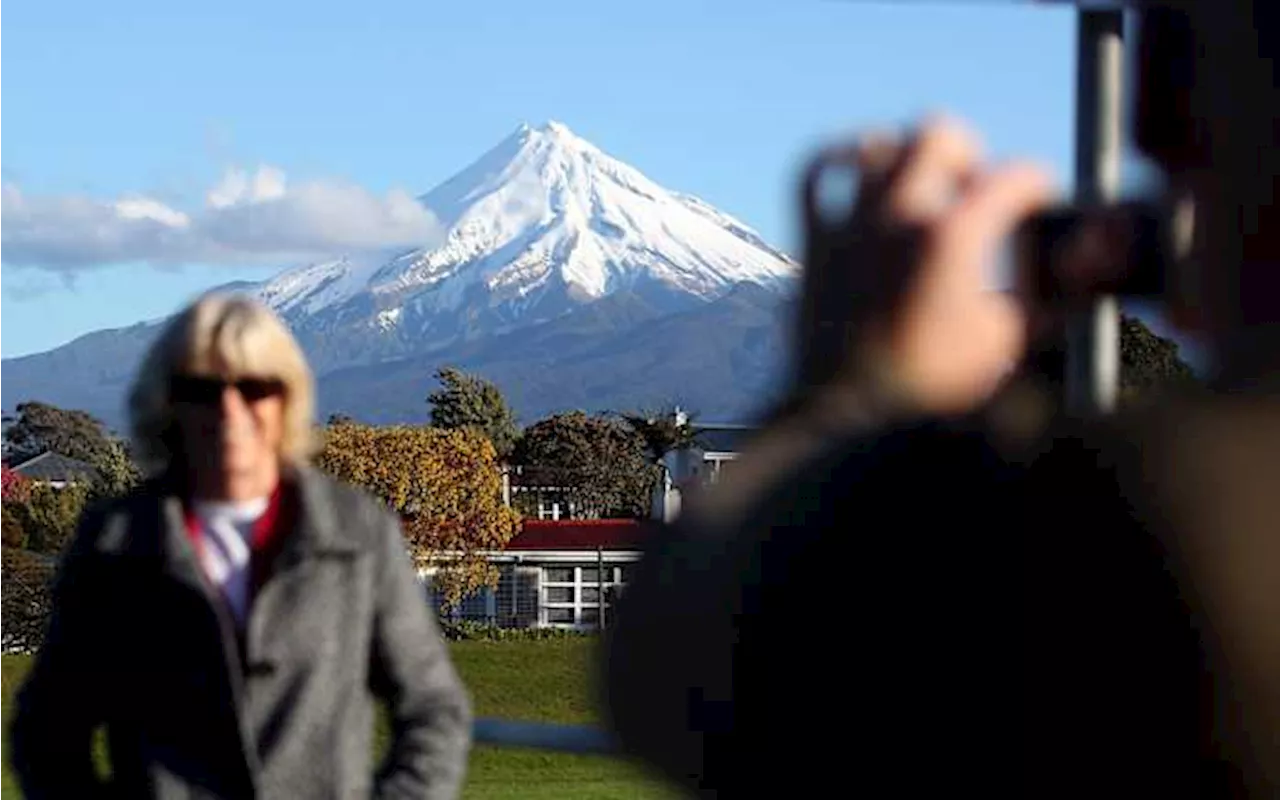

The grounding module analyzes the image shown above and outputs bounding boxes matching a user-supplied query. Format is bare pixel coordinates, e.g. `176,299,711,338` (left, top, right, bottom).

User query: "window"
511,485,578,520
545,567,574,583
545,607,575,624
703,456,738,486
423,574,497,624
494,565,540,628
539,564,629,628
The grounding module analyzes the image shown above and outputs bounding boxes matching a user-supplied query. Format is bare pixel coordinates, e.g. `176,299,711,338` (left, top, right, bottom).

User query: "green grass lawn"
1,640,681,799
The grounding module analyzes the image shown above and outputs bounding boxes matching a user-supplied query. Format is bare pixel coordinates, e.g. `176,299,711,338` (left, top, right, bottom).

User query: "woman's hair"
127,292,317,474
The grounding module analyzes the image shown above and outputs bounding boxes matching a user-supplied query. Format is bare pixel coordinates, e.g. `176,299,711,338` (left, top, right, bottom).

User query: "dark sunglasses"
170,375,286,406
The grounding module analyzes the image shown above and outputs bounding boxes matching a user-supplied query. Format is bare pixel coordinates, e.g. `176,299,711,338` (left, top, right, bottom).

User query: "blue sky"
3,0,1107,358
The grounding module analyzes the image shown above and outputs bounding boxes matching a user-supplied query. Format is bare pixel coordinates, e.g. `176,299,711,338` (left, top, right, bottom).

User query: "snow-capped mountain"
2,121,799,426
241,120,796,372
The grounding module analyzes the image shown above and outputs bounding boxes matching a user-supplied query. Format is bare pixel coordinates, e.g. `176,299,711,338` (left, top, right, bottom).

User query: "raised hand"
793,116,1057,417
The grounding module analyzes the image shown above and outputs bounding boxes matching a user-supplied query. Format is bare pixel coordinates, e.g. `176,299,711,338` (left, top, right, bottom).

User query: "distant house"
432,413,760,629
423,519,650,631
652,412,758,522
503,410,759,524
502,464,586,521
10,452,99,489
675,420,756,487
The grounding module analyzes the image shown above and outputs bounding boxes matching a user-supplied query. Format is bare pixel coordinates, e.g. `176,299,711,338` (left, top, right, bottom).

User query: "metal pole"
597,545,605,632
1066,8,1125,414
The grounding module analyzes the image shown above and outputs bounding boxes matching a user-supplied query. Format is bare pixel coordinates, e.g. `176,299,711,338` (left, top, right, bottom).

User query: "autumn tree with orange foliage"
315,421,521,610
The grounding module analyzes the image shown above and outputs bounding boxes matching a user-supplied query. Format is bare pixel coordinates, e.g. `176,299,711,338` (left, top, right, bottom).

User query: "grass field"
1,640,680,799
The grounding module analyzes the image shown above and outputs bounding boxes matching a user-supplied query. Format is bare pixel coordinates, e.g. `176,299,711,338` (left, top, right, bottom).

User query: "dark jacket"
10,464,473,799
605,388,1279,797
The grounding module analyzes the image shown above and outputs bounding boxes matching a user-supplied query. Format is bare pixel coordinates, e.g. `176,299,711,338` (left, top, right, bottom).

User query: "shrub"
2,547,58,653
437,619,598,642
0,504,27,547
14,482,89,555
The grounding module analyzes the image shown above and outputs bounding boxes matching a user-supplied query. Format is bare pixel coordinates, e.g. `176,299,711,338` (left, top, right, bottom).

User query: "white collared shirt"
192,496,270,626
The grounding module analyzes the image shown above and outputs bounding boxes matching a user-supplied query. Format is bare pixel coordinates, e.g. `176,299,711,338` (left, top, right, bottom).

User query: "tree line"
0,317,1195,649
0,370,698,648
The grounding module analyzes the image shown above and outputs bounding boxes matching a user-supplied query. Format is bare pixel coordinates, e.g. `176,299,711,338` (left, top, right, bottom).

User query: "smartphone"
1014,200,1172,306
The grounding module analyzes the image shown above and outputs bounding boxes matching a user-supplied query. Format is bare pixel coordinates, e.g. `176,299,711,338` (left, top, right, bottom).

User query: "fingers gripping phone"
1013,199,1191,308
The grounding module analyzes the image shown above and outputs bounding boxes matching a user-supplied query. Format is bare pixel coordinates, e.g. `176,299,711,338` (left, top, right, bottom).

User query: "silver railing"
472,719,619,754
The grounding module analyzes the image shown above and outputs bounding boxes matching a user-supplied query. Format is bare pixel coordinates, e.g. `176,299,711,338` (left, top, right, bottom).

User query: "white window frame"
702,452,739,486
539,564,628,629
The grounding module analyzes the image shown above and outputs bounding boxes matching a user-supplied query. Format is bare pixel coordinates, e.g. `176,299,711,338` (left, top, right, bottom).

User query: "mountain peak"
509,119,590,153
524,119,572,137
245,120,797,343
515,119,574,136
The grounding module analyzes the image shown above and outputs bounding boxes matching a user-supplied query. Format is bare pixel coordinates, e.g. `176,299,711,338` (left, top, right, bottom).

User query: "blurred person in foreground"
605,1,1280,797
9,294,472,799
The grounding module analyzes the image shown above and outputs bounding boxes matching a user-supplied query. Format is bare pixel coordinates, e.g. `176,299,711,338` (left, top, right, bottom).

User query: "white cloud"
115,196,192,227
1,166,445,271
206,165,287,209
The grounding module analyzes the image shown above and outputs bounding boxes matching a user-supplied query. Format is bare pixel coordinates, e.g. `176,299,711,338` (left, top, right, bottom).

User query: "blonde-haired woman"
10,293,472,799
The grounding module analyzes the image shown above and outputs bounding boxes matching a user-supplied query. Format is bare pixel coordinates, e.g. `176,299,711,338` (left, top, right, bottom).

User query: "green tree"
3,401,141,500
1020,314,1196,404
1118,314,1197,401
513,411,656,519
315,422,521,610
15,482,90,555
616,404,705,464
2,506,29,549
89,438,142,502
0,404,14,460
4,401,116,466
426,367,520,461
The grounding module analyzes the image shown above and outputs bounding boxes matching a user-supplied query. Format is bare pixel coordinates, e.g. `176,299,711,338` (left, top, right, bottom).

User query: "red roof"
507,519,651,551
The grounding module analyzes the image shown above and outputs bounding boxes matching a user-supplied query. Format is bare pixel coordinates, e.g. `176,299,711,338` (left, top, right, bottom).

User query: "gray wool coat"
9,464,472,799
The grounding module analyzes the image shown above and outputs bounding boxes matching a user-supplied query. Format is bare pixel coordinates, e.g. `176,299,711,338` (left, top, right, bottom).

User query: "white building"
423,519,647,631
652,410,755,523
442,411,758,630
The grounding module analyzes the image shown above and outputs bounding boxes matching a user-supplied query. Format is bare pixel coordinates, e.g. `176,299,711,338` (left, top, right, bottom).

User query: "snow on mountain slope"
671,191,795,266
255,252,398,316
1,121,801,427
249,120,798,335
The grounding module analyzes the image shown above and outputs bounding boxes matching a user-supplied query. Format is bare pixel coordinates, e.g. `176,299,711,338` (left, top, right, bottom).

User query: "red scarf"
182,482,291,600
